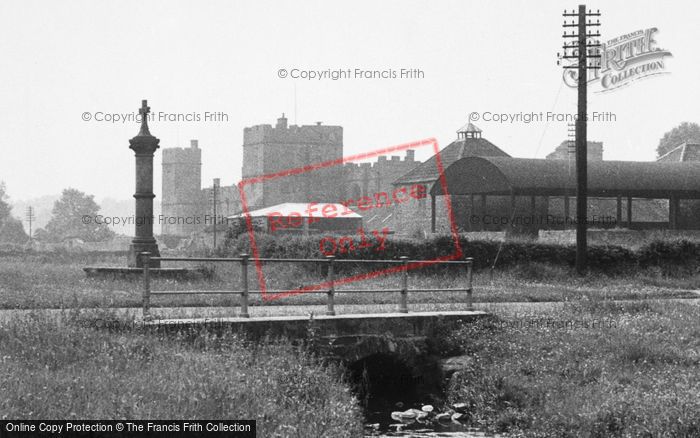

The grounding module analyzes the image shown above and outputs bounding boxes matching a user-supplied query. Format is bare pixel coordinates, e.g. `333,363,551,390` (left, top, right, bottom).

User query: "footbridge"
138,253,487,381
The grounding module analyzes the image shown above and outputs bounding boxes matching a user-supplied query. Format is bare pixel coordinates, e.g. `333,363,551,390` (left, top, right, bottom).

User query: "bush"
222,232,700,275
637,238,700,275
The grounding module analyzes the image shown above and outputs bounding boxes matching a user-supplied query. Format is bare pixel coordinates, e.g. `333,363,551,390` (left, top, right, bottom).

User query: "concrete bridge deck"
143,310,488,362
144,310,486,326
143,310,487,338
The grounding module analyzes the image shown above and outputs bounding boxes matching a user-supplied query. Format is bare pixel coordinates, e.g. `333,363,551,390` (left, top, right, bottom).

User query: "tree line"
0,186,113,244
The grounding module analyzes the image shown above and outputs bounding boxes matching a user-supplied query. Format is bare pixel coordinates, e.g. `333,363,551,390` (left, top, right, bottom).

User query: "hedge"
220,232,699,275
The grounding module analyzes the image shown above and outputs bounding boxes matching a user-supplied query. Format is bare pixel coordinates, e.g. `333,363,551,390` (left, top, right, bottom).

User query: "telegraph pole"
212,178,220,248
25,206,35,241
559,5,601,275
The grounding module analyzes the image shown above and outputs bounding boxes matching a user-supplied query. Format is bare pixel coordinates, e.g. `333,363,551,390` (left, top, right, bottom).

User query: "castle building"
161,140,203,236
161,115,420,240
162,116,700,243
242,115,344,210
161,140,240,238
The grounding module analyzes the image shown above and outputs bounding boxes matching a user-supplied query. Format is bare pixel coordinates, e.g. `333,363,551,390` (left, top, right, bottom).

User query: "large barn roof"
230,203,362,219
393,137,510,185
430,156,700,199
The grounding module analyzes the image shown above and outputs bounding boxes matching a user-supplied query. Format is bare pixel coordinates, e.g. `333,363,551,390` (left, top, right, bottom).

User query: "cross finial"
138,99,151,136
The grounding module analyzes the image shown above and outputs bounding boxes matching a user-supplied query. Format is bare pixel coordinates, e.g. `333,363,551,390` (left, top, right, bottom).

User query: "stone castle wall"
344,151,418,200
242,116,343,209
161,140,243,238
201,185,240,219
161,141,203,236
162,117,423,239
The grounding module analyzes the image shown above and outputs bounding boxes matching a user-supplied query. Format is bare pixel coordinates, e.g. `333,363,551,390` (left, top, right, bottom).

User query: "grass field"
0,252,697,310
0,309,363,437
444,300,700,437
1,251,698,437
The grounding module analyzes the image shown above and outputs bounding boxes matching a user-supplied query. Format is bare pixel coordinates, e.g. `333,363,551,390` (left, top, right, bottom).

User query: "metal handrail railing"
139,252,474,320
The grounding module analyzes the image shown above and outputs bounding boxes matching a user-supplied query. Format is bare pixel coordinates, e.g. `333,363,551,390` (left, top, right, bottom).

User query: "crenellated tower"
161,140,203,236
242,114,343,210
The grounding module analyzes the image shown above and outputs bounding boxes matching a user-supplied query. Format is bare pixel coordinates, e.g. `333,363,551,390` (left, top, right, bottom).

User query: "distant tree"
0,182,29,244
657,122,700,157
0,182,11,221
44,188,115,242
0,219,29,244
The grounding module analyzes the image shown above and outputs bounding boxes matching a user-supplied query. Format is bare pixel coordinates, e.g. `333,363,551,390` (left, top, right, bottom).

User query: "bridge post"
240,253,250,318
326,255,336,316
399,256,409,313
465,257,474,310
141,252,152,321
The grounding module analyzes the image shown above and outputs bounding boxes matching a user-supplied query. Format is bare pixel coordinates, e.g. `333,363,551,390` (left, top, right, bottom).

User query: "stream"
363,406,497,437
348,353,499,438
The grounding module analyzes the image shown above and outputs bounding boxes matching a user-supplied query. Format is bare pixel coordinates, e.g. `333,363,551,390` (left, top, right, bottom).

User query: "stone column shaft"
127,100,161,268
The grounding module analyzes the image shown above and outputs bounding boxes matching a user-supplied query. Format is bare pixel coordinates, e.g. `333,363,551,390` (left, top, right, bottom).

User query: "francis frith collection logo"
564,27,672,92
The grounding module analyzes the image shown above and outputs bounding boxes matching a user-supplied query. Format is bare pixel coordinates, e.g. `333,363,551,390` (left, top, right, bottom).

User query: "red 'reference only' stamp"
237,138,461,301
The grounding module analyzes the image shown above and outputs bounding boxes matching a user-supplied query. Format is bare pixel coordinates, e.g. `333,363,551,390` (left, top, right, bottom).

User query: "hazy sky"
1,0,698,204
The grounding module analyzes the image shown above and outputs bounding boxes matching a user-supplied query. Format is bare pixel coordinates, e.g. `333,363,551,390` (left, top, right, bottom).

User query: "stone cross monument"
127,99,161,267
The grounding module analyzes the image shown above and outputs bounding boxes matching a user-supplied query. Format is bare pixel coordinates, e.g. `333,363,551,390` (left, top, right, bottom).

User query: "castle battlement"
161,140,204,237
162,140,202,164
243,115,342,146
343,150,416,170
